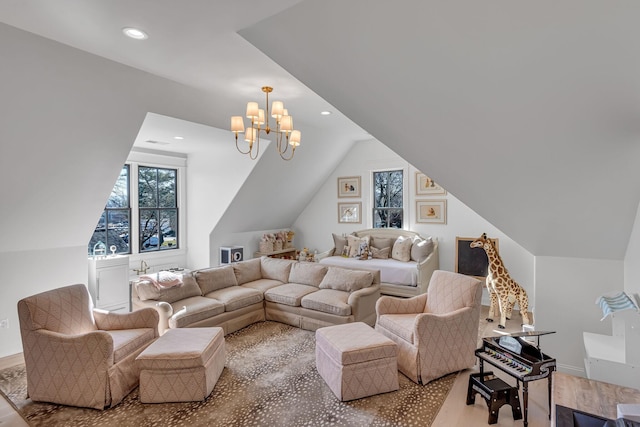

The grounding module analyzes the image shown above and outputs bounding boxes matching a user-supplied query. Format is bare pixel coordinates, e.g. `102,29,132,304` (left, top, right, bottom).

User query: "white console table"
88,255,130,313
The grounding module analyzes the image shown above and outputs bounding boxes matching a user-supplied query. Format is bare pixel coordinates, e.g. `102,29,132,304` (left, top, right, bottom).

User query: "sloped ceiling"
241,0,640,259
2,1,640,260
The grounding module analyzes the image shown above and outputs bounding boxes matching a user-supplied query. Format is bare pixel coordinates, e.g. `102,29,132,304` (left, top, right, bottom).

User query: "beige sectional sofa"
131,256,381,335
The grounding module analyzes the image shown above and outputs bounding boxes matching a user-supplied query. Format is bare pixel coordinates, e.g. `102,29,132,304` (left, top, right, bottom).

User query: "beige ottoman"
136,327,225,403
316,322,399,401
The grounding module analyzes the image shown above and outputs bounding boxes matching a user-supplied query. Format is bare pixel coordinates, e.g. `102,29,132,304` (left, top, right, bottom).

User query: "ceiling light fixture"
320,111,332,116
231,86,301,161
173,136,184,140
122,27,148,40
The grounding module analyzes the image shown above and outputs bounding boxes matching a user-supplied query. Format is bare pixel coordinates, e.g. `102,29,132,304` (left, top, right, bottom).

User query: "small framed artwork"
415,172,446,196
338,202,362,223
338,176,361,198
455,236,499,279
416,200,447,224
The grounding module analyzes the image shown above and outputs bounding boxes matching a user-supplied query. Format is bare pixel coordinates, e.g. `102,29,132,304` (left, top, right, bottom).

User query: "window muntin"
88,165,131,255
373,170,403,228
139,166,178,252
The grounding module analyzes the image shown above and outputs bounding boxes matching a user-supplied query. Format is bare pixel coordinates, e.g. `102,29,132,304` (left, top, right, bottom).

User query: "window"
88,166,131,255
373,170,403,228
139,166,179,252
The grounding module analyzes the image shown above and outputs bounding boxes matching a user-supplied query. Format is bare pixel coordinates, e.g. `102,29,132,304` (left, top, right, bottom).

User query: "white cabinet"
88,255,130,313
583,293,640,389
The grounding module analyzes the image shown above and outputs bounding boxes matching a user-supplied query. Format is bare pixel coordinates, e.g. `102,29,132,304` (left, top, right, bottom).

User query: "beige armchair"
17,284,159,409
375,270,482,384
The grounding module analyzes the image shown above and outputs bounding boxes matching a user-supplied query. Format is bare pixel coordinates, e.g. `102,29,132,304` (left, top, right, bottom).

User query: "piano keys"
475,331,556,427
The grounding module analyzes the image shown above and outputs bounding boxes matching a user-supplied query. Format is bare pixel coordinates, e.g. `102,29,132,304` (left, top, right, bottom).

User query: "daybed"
131,256,381,335
317,229,439,297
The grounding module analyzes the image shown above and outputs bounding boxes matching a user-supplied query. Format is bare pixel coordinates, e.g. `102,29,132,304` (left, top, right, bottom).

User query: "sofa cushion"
371,246,390,259
136,274,202,303
288,262,328,287
410,237,434,262
107,328,156,364
347,235,370,258
168,296,225,328
332,233,348,256
301,289,351,316
241,278,284,293
264,283,318,307
377,313,418,344
194,265,238,294
204,286,263,312
318,267,374,292
233,258,262,285
391,236,413,262
261,256,295,283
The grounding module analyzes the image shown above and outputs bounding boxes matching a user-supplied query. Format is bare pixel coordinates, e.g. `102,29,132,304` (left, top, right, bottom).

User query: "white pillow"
411,237,434,262
391,236,413,262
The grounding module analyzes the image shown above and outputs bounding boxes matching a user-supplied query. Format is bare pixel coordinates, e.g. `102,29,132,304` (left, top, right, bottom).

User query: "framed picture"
338,176,361,198
415,172,446,195
416,200,447,224
455,236,499,279
338,202,362,223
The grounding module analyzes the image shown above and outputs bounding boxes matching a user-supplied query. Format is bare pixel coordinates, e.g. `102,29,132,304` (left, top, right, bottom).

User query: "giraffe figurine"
470,233,531,329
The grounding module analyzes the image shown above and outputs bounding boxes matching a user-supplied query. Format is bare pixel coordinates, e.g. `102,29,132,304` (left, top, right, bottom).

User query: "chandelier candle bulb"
256,109,265,126
271,101,284,119
280,115,293,132
246,101,259,119
290,130,301,147
231,116,245,133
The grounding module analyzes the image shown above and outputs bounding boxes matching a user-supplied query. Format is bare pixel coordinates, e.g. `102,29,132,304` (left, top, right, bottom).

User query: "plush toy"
470,233,531,329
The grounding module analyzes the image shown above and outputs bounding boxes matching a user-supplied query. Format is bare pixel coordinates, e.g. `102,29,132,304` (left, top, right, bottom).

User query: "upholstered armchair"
17,284,159,409
375,270,482,384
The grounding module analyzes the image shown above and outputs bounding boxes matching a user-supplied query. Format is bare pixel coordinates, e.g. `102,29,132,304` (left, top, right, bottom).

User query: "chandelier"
231,86,301,161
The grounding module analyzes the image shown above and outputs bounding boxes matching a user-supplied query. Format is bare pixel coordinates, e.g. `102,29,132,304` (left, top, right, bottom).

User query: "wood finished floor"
0,307,552,427
434,307,552,427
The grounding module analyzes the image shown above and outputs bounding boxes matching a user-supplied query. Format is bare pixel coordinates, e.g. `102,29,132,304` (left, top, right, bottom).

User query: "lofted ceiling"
2,0,640,260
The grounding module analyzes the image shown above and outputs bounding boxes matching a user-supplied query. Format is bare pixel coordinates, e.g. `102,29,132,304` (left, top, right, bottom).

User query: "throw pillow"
319,267,374,292
371,246,391,259
332,233,348,256
347,235,370,258
392,236,413,262
194,265,238,294
135,273,202,303
410,237,435,262
370,236,394,250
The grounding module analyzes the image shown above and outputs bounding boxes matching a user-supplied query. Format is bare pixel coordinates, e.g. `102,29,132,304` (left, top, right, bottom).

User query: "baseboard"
558,362,585,378
0,353,24,370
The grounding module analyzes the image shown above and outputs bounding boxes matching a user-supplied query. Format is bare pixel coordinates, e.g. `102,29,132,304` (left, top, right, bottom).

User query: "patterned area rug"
0,321,458,427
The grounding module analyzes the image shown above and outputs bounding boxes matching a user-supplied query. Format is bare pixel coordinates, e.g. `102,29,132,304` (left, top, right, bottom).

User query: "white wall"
0,247,88,356
292,139,535,307
535,256,623,375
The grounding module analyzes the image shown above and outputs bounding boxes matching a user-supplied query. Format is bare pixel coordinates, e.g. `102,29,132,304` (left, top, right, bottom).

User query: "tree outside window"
373,170,403,228
139,166,178,252
88,165,131,255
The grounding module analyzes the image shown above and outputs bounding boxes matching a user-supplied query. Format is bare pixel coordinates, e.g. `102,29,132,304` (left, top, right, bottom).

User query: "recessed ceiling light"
173,136,184,140
122,27,148,40
320,111,332,116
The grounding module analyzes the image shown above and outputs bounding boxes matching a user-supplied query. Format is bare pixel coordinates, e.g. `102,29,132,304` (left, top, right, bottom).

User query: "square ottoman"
316,322,399,401
136,327,225,403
